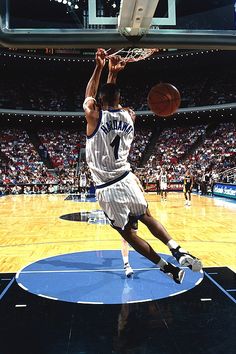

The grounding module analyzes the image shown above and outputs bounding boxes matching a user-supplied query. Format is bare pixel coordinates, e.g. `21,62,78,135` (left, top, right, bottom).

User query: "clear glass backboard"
0,0,235,49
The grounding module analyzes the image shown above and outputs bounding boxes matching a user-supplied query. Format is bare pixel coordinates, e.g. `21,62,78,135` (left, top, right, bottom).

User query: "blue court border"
0,278,15,300
204,272,236,304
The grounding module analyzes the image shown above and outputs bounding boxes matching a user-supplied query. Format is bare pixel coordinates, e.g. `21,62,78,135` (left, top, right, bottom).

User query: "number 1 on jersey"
110,135,121,160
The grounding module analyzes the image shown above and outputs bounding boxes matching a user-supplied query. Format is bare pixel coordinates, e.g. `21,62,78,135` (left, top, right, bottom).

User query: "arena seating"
38,129,85,168
185,122,236,182
129,129,152,166
0,129,57,193
1,121,235,195
0,52,236,112
0,127,153,194
145,125,207,177
0,77,235,112
135,122,235,187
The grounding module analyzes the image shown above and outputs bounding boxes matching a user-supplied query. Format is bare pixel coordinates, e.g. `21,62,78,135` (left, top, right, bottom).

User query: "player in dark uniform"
183,169,193,206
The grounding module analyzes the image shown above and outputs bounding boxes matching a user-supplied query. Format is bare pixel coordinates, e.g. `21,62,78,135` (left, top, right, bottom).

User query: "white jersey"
86,109,134,186
160,174,168,184
79,173,87,187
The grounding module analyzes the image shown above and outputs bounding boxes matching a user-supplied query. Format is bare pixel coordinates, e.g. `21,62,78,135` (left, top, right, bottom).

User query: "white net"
105,48,158,63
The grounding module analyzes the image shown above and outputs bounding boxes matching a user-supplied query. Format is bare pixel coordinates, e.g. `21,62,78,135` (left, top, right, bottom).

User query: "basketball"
147,83,181,117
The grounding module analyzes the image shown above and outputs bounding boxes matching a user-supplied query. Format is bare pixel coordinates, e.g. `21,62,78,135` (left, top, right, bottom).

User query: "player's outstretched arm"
84,49,106,117
107,56,136,121
85,48,106,99
83,49,106,134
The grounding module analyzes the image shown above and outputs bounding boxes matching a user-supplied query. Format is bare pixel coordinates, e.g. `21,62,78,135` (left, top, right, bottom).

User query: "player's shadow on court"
35,258,158,284
37,257,122,270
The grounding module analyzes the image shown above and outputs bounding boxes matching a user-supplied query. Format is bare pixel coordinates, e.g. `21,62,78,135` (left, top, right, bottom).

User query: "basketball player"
83,49,202,284
155,169,160,195
159,168,168,201
183,169,193,206
79,169,87,194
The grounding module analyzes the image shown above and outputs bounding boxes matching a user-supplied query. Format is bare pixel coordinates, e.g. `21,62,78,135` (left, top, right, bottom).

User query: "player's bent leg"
140,208,172,244
119,224,161,264
188,191,191,205
98,184,185,282
140,209,202,272
184,192,188,205
117,224,184,284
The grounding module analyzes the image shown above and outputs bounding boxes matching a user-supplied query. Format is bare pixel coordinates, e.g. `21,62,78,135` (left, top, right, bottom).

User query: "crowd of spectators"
0,79,73,111
0,122,235,196
185,122,236,184
0,50,235,196
0,127,152,195
129,129,152,166
38,129,85,168
0,128,81,194
1,76,236,112
0,129,57,185
136,122,235,192
1,52,236,112
147,125,207,173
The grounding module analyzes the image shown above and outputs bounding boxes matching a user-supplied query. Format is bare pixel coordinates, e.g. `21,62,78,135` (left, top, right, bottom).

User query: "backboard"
0,0,235,49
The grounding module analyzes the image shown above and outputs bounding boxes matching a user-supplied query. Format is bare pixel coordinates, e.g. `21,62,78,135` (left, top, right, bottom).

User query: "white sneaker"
188,201,191,206
171,246,203,272
124,263,134,277
184,201,188,206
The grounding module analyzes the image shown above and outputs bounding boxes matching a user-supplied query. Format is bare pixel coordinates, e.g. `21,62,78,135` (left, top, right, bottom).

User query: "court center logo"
60,210,110,225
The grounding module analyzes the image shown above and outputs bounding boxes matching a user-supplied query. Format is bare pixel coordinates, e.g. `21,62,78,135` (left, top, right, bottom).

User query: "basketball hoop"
105,48,158,63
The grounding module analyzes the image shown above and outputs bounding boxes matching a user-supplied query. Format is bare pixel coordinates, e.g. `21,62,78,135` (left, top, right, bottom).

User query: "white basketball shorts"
160,182,167,191
80,181,87,187
96,172,147,230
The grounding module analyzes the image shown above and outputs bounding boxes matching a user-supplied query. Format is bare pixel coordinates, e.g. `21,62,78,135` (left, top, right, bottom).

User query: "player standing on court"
159,168,168,201
79,168,87,195
83,49,202,284
183,169,194,206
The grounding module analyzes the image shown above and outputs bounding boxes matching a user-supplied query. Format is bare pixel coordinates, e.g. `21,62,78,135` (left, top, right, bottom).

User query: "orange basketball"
147,83,181,117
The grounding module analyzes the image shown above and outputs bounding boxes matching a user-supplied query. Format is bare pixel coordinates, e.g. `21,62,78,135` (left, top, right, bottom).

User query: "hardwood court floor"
0,193,235,273
1,193,235,354
0,193,236,272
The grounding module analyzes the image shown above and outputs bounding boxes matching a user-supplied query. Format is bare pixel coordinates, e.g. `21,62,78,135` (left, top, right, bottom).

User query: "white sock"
167,240,179,250
157,258,168,270
123,256,129,265
167,241,187,254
